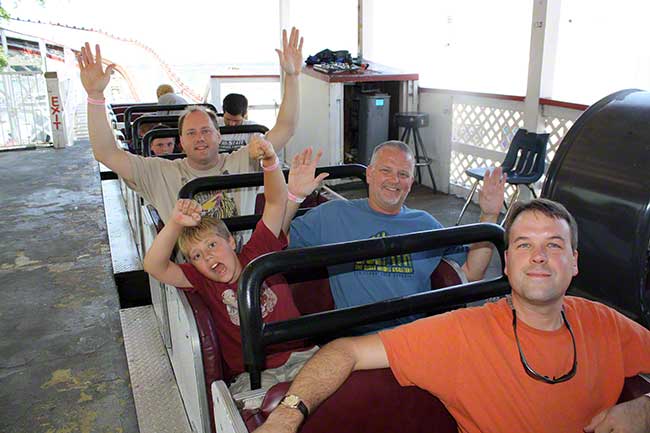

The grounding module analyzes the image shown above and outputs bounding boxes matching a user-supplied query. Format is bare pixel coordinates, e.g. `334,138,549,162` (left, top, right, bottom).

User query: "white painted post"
520,0,561,201
38,39,47,72
523,0,561,133
45,72,67,149
357,0,363,61
209,77,221,111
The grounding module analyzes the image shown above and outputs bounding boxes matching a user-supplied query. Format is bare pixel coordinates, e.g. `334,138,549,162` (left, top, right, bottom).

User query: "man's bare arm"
265,27,303,152
462,166,506,281
584,395,650,433
78,43,134,182
281,147,329,234
253,334,388,433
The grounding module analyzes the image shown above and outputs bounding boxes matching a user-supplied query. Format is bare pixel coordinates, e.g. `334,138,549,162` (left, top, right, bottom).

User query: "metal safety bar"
178,164,367,199
130,115,181,153
238,223,509,389
140,124,271,157
123,103,217,140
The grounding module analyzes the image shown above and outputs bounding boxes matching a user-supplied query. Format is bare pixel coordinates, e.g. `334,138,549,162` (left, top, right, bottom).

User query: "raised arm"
253,334,389,433
254,135,288,237
282,147,329,234
264,27,303,152
462,166,506,281
143,199,201,288
77,43,134,182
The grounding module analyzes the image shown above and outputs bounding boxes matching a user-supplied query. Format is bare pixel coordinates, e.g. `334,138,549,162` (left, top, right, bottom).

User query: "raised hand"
288,147,329,199
171,199,202,227
276,27,304,76
478,166,506,217
76,43,115,99
249,134,277,163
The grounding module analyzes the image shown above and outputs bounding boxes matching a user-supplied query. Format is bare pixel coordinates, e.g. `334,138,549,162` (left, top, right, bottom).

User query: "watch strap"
280,394,309,419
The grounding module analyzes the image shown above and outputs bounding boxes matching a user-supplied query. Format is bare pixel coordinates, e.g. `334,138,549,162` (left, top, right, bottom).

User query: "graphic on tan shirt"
353,231,414,274
220,137,248,153
193,190,238,219
221,282,278,326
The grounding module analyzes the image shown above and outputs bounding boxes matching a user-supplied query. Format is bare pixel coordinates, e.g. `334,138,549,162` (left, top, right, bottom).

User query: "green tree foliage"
0,6,9,69
0,1,45,69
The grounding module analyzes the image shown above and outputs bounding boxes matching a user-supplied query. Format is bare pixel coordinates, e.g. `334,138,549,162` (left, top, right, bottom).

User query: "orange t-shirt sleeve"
379,312,463,399
613,308,650,375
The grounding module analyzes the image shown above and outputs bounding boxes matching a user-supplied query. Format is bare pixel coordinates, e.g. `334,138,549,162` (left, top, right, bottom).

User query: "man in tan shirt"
78,27,304,223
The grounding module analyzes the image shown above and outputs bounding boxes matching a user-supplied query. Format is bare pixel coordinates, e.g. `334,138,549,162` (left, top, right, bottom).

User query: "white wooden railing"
418,88,587,201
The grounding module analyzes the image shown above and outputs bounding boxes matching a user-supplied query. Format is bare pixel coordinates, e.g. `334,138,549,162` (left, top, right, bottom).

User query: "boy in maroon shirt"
144,136,325,397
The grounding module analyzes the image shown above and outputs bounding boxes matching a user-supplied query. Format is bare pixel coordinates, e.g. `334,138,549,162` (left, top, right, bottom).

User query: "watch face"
283,395,300,407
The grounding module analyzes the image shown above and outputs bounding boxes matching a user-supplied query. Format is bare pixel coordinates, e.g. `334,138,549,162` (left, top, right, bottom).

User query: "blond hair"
156,84,174,98
177,216,232,257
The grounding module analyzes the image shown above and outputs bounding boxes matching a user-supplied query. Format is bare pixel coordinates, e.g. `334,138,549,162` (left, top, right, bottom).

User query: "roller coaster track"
7,17,203,102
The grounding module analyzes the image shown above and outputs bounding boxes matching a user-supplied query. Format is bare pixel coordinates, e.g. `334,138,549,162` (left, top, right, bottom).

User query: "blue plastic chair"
456,128,549,225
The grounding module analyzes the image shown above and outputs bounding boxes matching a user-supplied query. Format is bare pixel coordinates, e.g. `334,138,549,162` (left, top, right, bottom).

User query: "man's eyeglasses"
510,302,578,384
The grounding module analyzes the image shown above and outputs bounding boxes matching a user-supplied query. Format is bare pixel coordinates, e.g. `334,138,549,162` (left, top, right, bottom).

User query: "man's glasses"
510,302,578,384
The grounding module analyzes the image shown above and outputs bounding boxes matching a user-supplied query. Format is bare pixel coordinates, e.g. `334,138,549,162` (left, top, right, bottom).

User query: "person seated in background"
147,123,177,156
218,93,257,152
156,83,188,105
222,93,250,126
281,140,505,332
137,121,155,139
256,198,650,433
143,142,319,402
78,27,303,223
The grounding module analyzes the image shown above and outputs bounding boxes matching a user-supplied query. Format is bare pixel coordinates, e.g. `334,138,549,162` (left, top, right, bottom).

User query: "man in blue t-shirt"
281,142,505,329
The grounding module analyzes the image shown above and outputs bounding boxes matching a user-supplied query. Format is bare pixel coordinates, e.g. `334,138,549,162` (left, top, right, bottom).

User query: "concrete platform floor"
0,143,138,432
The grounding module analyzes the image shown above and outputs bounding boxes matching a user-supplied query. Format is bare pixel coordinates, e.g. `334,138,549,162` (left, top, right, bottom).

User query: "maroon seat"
618,375,650,403
254,189,329,215
184,292,233,433
248,373,650,433
248,369,457,433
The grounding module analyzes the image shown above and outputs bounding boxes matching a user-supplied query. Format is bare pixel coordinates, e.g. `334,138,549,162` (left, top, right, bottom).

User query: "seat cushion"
254,369,457,433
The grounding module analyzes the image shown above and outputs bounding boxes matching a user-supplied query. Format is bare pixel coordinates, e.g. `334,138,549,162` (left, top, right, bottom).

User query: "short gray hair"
178,105,221,134
369,140,415,167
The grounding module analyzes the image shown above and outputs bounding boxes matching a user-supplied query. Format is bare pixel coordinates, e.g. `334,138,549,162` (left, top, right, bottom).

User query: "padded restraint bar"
140,124,272,156
124,103,217,140
178,164,367,198
131,115,181,154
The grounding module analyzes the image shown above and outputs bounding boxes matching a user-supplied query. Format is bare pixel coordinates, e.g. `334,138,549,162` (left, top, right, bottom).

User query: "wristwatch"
279,394,309,419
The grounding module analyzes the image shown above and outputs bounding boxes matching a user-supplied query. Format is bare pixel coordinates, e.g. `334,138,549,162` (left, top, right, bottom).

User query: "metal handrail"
140,124,270,156
124,103,217,139
177,164,367,199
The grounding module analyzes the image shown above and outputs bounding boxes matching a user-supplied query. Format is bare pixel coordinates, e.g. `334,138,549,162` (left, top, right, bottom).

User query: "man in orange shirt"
255,198,650,433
